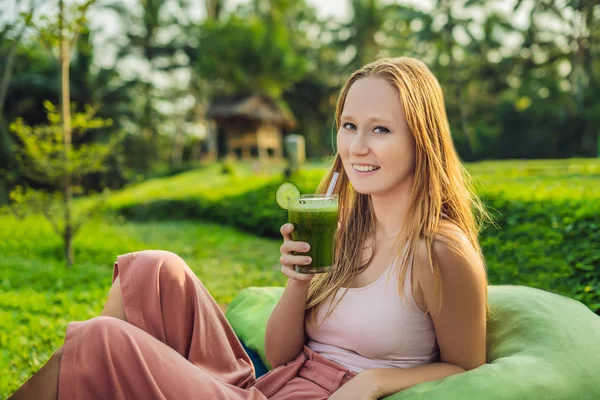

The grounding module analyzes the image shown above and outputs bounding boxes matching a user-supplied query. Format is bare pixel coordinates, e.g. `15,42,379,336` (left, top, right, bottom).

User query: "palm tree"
338,0,387,73
105,0,183,175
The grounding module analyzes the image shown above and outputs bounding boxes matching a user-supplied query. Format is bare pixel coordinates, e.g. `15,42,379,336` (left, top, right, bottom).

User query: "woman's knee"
72,317,139,369
84,316,129,336
78,317,133,353
136,250,189,278
119,250,192,290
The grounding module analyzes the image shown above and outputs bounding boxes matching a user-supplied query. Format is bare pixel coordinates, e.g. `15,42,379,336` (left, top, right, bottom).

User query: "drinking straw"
325,172,340,198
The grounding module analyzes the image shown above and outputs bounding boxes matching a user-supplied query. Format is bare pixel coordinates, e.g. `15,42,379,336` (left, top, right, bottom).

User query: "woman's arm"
418,233,488,371
264,223,315,368
329,362,465,400
264,279,310,368
375,233,487,395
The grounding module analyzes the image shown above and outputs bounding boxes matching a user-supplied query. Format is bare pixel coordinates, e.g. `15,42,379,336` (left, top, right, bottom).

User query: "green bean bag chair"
225,285,600,399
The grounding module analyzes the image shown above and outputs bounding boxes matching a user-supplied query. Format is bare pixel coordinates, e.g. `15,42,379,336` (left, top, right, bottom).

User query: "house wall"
256,124,283,159
221,120,283,161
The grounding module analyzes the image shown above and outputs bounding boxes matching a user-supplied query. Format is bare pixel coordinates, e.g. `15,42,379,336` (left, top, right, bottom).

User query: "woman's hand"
279,223,314,283
328,370,380,400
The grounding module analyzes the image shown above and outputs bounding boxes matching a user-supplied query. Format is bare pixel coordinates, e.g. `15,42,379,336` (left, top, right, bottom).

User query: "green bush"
116,182,288,237
481,196,599,312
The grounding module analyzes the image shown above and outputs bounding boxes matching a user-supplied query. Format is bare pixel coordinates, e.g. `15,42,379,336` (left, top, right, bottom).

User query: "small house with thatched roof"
206,94,296,161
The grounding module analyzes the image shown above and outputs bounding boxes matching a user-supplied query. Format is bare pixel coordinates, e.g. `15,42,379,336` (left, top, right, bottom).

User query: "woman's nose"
349,132,370,156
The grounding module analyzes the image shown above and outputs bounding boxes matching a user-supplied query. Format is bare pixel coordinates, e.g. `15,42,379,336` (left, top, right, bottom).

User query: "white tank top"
305,254,440,373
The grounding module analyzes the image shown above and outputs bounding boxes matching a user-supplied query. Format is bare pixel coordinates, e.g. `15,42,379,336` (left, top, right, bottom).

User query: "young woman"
10,57,488,400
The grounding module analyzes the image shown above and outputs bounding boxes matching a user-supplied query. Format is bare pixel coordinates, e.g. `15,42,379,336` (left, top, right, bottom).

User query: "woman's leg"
7,347,62,400
56,316,261,400
10,251,255,398
8,274,131,399
100,276,127,321
105,250,255,386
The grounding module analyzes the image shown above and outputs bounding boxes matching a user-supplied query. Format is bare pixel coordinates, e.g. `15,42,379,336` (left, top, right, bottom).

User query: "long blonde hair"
306,57,490,323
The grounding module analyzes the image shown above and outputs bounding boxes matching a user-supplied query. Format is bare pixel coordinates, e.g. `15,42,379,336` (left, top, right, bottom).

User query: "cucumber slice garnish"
275,182,301,210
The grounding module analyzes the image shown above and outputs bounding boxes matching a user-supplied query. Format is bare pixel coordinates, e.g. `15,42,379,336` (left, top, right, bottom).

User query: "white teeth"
352,165,380,172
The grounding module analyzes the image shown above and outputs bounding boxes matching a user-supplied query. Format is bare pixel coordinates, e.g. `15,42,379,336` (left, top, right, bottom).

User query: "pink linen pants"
57,250,356,399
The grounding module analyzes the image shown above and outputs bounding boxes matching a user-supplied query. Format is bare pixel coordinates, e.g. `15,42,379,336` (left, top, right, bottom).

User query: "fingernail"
302,245,309,251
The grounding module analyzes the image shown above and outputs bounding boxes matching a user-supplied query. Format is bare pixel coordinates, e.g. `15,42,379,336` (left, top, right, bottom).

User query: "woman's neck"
370,179,413,240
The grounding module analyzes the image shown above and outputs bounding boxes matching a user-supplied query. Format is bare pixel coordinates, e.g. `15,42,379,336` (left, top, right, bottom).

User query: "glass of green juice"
288,194,339,274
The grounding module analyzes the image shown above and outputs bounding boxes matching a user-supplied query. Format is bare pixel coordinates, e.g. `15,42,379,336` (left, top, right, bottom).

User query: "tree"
0,0,40,202
105,0,190,176
564,0,600,156
0,1,39,132
3,0,122,267
195,14,308,99
8,102,120,266
340,0,388,73
503,0,599,159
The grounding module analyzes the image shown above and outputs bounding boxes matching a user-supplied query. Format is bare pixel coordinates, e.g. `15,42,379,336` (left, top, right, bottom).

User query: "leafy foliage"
10,101,118,185
3,0,600,198
195,14,308,99
4,101,123,264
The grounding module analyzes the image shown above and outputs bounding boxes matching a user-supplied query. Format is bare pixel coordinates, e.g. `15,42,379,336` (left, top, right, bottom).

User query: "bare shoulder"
412,221,487,318
413,221,488,370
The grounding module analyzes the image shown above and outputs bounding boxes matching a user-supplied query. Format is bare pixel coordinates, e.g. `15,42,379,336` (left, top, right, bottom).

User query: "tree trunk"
581,3,598,157
206,0,223,20
170,120,185,167
0,25,25,115
142,82,154,176
59,0,74,267
0,10,29,160
64,228,74,267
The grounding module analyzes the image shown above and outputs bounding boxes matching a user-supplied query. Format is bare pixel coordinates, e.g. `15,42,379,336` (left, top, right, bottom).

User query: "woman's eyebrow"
340,114,393,125
367,116,394,125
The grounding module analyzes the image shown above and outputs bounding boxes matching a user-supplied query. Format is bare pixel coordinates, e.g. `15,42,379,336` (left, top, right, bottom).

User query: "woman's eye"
342,122,356,130
373,126,390,134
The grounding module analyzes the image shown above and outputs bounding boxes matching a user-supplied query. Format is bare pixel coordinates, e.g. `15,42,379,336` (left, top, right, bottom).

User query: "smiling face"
336,76,416,198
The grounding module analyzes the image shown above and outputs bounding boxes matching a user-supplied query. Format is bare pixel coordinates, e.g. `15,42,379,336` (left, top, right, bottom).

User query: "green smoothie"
288,195,339,274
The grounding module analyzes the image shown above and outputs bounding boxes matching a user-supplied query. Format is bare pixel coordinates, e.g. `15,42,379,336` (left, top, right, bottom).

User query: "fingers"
279,254,312,268
280,223,293,241
280,223,313,281
279,240,310,255
281,265,314,282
